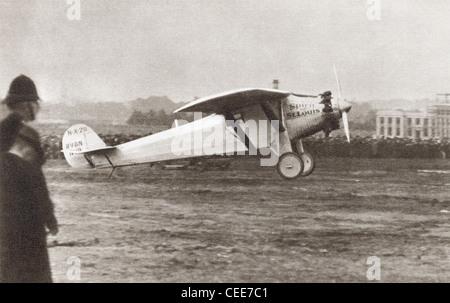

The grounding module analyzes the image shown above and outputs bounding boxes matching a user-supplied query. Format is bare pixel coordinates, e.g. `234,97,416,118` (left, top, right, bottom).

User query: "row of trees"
126,102,379,131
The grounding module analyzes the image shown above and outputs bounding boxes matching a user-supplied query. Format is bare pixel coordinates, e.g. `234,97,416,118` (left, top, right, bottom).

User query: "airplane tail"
62,124,114,169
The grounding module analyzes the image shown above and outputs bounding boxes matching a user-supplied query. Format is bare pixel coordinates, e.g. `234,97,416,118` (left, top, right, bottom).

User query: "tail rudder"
62,124,107,168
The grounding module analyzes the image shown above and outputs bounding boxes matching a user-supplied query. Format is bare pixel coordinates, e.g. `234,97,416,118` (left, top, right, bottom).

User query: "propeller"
333,65,351,143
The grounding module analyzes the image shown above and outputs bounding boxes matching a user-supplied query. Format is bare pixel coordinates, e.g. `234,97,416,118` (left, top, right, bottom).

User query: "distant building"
376,103,450,140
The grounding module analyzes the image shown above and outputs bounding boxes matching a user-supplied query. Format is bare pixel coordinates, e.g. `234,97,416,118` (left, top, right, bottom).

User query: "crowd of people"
40,133,450,161
302,136,450,159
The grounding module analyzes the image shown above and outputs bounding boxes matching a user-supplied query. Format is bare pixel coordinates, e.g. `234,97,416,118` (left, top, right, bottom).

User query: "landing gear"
293,140,315,177
276,138,316,180
277,152,304,180
299,152,315,177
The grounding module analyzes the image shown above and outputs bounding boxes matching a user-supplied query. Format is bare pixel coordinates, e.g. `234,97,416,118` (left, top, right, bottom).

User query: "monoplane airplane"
62,78,351,180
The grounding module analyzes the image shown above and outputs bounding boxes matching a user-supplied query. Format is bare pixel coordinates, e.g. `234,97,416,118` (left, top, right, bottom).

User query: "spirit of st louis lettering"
286,108,321,119
285,103,321,120
288,103,315,110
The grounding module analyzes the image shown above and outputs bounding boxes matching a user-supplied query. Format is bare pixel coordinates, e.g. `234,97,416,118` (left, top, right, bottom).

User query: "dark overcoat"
0,152,56,283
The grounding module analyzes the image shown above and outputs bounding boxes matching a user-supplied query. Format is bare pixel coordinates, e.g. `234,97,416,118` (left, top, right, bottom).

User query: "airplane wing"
174,88,292,114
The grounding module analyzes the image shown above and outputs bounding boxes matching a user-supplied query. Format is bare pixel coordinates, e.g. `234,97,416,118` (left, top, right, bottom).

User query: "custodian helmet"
2,75,40,105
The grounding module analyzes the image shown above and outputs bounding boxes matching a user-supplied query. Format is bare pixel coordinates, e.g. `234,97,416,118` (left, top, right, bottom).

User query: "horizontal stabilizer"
64,146,116,155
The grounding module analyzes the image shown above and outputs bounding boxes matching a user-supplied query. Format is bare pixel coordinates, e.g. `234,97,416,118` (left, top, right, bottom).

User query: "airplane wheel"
277,152,304,180
299,152,315,177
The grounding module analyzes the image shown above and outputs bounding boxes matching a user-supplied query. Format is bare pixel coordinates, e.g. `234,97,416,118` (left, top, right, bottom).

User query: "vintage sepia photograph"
0,0,449,289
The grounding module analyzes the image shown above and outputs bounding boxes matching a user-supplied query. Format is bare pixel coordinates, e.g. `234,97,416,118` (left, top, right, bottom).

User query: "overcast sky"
0,0,449,103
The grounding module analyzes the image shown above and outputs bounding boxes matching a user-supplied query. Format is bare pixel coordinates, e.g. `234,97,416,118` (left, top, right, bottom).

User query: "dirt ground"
43,157,450,283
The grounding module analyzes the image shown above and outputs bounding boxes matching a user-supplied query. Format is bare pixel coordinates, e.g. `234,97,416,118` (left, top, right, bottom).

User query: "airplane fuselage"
281,95,341,140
